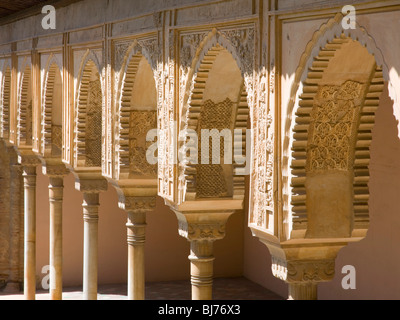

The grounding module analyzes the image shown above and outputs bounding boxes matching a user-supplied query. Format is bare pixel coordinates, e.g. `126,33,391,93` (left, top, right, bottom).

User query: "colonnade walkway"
0,277,283,300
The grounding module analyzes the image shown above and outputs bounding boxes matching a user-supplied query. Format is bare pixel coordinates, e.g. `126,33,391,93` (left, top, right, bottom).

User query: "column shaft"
23,166,37,301
82,193,99,300
49,177,64,300
288,283,318,300
126,211,146,300
189,240,215,300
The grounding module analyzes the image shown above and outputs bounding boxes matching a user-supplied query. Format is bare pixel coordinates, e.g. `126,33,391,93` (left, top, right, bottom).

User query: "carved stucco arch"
115,45,158,180
180,27,255,132
75,49,103,103
41,55,63,157
17,58,32,147
0,60,11,139
74,58,103,168
285,14,390,240
179,27,255,202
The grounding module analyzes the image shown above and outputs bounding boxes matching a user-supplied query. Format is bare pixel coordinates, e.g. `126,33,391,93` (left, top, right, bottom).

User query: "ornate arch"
75,49,103,103
17,59,32,147
286,16,388,239
178,31,254,202
180,27,256,133
41,55,63,157
116,49,157,180
0,61,11,139
74,59,103,168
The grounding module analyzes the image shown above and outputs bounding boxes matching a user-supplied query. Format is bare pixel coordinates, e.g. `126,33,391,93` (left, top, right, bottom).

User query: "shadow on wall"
319,82,400,300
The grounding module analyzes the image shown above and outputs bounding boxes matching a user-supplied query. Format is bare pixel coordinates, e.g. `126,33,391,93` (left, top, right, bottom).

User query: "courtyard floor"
0,277,284,300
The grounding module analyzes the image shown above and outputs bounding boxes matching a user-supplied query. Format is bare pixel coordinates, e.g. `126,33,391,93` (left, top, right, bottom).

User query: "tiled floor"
0,277,284,300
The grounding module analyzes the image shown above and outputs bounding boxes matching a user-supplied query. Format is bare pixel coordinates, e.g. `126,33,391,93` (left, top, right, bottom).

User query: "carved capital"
271,257,335,284
121,196,156,214
181,222,227,242
75,178,108,194
18,154,40,168
42,163,69,178
173,212,233,242
287,260,335,284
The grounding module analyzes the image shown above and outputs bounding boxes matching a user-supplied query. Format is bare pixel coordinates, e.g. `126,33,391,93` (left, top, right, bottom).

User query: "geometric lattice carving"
51,125,62,157
85,79,102,167
196,98,233,198
129,110,157,176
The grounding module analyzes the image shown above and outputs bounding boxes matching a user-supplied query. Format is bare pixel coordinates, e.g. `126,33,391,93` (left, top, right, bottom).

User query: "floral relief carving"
307,81,365,172
129,111,158,176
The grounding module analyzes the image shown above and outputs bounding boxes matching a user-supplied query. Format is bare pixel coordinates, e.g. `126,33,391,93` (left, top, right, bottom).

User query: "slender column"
5,160,23,293
126,211,146,300
82,192,100,300
22,165,37,300
48,176,64,300
121,196,156,300
75,177,107,301
288,283,318,300
189,240,215,300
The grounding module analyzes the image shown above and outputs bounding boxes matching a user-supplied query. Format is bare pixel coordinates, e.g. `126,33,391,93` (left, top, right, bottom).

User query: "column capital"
42,162,69,178
122,196,156,214
76,178,108,194
173,210,234,242
272,256,336,284
18,154,40,168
